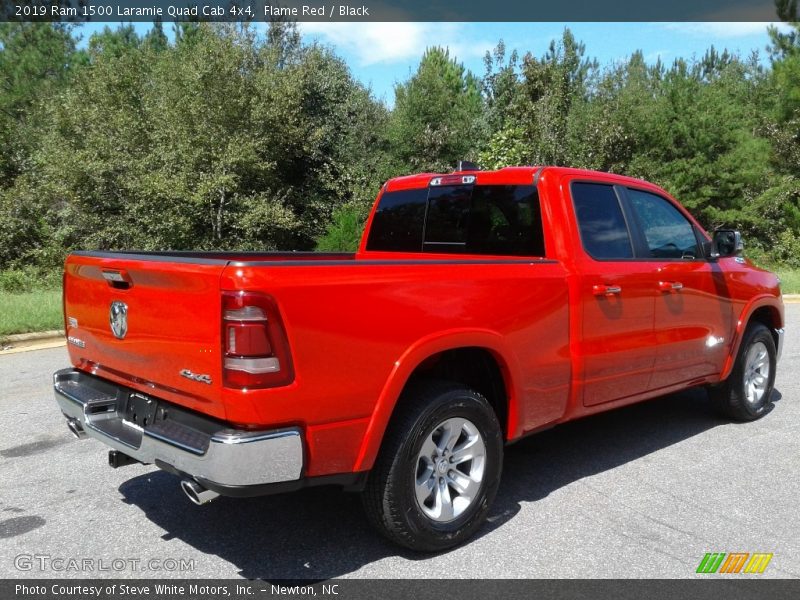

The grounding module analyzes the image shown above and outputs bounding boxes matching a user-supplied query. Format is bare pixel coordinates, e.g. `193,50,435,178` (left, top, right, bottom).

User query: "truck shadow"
118,387,782,580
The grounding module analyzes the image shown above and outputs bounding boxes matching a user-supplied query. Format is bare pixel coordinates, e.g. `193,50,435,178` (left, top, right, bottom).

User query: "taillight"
62,270,68,333
222,292,294,389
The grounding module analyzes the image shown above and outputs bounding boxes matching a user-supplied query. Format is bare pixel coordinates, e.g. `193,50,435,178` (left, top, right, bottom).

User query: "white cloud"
644,49,670,62
662,22,791,39
299,22,495,67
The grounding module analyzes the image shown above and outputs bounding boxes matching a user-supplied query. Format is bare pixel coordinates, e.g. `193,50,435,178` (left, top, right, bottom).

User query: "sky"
77,21,787,106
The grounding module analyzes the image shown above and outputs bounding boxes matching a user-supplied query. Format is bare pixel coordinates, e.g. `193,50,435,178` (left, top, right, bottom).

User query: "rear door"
622,187,735,388
570,182,658,406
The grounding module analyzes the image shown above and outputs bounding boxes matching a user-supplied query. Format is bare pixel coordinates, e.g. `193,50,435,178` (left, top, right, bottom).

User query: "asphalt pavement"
1,306,799,579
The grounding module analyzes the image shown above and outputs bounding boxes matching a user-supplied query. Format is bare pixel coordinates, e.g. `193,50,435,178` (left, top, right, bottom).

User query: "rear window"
365,188,428,252
366,184,545,257
424,185,472,251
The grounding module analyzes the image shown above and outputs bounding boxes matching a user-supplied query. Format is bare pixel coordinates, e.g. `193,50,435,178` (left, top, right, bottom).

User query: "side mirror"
710,229,743,259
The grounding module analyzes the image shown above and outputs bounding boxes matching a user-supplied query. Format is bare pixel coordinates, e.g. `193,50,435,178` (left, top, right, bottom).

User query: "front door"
623,187,735,389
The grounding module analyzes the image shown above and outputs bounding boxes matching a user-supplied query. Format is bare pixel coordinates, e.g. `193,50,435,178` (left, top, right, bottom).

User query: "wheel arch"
720,296,784,381
352,330,521,473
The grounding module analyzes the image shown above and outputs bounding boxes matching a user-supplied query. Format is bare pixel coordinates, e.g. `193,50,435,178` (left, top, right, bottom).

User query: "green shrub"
0,267,61,293
315,203,370,252
773,230,800,269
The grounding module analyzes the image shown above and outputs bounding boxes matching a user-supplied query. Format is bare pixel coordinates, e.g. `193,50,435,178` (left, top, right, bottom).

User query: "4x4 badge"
180,369,212,385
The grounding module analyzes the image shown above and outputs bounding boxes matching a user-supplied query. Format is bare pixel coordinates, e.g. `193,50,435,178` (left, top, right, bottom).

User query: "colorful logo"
696,553,773,574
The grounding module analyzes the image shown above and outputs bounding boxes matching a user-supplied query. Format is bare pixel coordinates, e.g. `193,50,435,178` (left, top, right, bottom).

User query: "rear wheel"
709,322,776,421
362,381,503,552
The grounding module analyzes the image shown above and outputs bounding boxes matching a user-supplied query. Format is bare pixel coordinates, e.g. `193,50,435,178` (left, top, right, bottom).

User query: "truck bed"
71,250,356,263
63,251,571,457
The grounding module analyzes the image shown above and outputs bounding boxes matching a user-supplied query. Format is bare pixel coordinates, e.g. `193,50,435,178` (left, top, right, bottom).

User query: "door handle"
658,281,683,292
593,284,622,296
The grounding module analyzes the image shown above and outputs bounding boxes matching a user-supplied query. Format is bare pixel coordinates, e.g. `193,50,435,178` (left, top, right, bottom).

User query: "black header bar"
3,579,800,600
1,0,792,22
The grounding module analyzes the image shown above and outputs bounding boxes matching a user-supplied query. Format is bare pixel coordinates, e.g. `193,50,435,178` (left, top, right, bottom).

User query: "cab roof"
383,166,654,192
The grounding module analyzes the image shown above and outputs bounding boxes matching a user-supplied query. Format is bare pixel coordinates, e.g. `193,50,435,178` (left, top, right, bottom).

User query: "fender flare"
720,295,784,381
351,328,521,472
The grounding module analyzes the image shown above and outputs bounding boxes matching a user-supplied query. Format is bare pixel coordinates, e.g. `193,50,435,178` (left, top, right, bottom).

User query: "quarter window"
627,189,699,259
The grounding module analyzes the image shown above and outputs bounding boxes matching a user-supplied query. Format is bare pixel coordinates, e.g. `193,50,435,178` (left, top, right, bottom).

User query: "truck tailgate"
63,253,228,419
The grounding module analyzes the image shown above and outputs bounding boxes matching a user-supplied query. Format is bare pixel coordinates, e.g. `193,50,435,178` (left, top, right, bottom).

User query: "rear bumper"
53,368,303,488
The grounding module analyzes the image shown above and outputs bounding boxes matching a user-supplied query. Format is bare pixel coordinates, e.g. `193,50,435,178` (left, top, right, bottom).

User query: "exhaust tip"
180,479,201,505
67,419,87,440
180,479,220,506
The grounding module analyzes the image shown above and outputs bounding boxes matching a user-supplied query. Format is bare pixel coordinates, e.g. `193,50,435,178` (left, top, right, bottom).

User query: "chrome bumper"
776,328,785,363
54,368,303,488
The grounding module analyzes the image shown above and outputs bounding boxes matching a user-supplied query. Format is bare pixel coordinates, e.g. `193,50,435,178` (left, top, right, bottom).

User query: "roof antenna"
455,160,481,172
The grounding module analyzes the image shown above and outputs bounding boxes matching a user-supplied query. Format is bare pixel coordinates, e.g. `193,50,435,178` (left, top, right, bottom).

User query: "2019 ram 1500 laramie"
54,166,784,551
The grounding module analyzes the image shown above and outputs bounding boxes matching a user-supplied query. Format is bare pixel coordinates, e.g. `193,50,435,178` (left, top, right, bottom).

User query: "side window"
627,189,699,259
366,188,428,251
571,183,634,259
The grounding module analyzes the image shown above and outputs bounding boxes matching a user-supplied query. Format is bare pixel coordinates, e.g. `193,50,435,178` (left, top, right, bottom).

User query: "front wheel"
362,381,503,552
709,322,777,421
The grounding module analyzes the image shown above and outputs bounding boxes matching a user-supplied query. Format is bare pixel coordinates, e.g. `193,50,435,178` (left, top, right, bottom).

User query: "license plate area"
124,393,158,428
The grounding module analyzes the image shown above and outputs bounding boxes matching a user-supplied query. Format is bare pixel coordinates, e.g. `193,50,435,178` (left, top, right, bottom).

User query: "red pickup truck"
55,166,784,551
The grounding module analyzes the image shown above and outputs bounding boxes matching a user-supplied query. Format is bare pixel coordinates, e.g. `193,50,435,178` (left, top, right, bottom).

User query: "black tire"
362,380,503,552
709,322,776,421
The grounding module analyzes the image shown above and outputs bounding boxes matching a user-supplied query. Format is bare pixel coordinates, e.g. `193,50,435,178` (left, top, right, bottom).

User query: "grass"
776,268,800,295
0,290,63,337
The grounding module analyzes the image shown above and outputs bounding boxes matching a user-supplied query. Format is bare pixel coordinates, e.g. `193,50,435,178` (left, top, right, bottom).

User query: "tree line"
0,20,799,286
